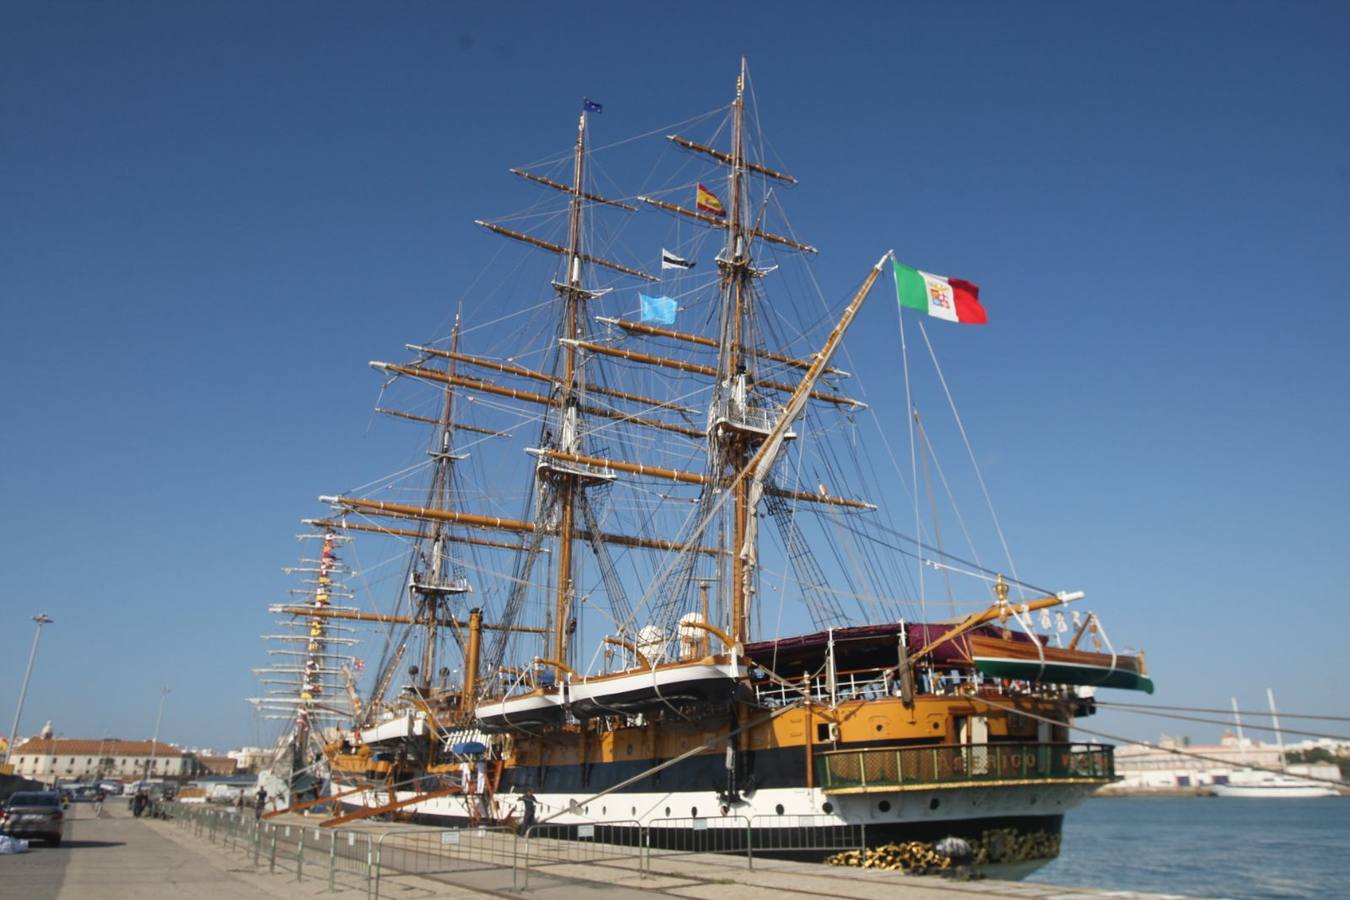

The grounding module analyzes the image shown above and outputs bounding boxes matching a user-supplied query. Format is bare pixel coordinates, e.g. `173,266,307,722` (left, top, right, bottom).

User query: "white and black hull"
333,777,1087,864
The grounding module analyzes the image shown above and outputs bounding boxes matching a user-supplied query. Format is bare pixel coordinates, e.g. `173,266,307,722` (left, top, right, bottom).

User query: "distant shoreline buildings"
1107,730,1344,792
4,725,273,787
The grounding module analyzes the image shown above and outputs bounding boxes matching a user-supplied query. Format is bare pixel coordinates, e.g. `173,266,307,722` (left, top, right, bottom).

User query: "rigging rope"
965,694,1346,788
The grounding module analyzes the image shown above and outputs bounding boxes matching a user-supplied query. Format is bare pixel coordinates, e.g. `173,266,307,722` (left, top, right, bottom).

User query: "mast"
410,314,472,695
550,111,588,670
1266,687,1285,760
717,58,755,645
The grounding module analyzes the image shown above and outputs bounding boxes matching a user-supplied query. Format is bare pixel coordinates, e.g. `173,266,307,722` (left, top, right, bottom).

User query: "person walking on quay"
254,787,267,821
132,790,148,818
517,790,536,836
93,788,106,818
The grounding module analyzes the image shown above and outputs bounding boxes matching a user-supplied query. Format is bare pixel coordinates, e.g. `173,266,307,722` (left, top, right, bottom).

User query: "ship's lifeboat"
967,634,1154,693
568,656,740,719
475,687,567,731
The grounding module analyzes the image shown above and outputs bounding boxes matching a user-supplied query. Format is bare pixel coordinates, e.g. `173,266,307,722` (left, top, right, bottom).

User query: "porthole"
602,807,606,816
822,801,833,814
631,807,636,816
931,721,942,730
691,806,698,817
875,723,884,732
664,806,671,817
774,804,785,816
878,800,891,813
929,798,940,811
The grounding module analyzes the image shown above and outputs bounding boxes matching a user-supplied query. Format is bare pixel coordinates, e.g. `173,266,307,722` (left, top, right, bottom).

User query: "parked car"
0,791,64,846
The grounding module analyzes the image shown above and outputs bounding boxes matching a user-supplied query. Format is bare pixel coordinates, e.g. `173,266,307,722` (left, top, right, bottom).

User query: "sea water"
1034,796,1349,899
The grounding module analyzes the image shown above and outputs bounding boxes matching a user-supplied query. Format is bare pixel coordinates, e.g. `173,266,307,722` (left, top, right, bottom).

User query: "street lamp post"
143,687,171,786
4,614,53,767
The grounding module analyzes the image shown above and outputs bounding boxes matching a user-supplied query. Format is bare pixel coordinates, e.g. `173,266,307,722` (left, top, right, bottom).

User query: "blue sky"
2,2,1346,754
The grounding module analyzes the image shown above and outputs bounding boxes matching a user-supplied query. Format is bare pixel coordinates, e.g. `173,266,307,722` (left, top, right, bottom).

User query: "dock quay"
6,801,1195,900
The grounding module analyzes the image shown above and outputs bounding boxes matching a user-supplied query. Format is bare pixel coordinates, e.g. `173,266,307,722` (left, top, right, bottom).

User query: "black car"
1,791,64,846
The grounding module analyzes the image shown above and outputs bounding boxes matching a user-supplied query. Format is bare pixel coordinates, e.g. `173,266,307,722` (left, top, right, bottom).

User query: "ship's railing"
530,449,618,484
752,669,894,707
815,742,1114,793
709,395,781,435
516,819,644,891
752,666,1064,709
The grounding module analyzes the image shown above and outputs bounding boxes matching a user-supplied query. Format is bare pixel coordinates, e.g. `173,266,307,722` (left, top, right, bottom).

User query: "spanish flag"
696,183,726,217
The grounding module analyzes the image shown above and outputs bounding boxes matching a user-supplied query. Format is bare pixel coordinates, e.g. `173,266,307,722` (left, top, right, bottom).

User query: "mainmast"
550,111,589,671
717,58,758,645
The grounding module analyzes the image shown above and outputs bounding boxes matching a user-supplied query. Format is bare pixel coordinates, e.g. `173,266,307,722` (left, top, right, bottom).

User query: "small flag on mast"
583,98,603,114
696,183,726,217
639,294,678,325
661,249,695,270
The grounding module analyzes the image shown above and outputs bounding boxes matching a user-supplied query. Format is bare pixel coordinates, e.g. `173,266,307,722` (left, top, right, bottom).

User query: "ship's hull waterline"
332,777,1093,864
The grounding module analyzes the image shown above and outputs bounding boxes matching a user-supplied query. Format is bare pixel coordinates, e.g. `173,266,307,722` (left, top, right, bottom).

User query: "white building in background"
9,737,195,785
227,746,273,772
1108,731,1342,791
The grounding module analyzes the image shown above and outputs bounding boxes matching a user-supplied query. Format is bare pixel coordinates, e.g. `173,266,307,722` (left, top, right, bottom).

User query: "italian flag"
893,260,987,325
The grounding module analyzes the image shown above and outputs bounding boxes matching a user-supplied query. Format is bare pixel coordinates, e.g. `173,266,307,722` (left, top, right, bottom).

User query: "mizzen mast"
408,314,473,696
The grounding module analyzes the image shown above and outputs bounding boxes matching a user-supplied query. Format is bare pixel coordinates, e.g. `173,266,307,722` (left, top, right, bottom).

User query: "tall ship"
267,61,1154,870
250,529,361,805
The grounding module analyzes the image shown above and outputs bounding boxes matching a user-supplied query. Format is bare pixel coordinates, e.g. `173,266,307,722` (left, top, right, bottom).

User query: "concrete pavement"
2,802,1194,900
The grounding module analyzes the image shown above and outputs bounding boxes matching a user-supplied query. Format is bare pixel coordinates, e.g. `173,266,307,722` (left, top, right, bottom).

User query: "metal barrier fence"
644,815,753,868
517,819,644,891
164,802,381,894
373,825,517,899
163,802,870,893
749,814,866,855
